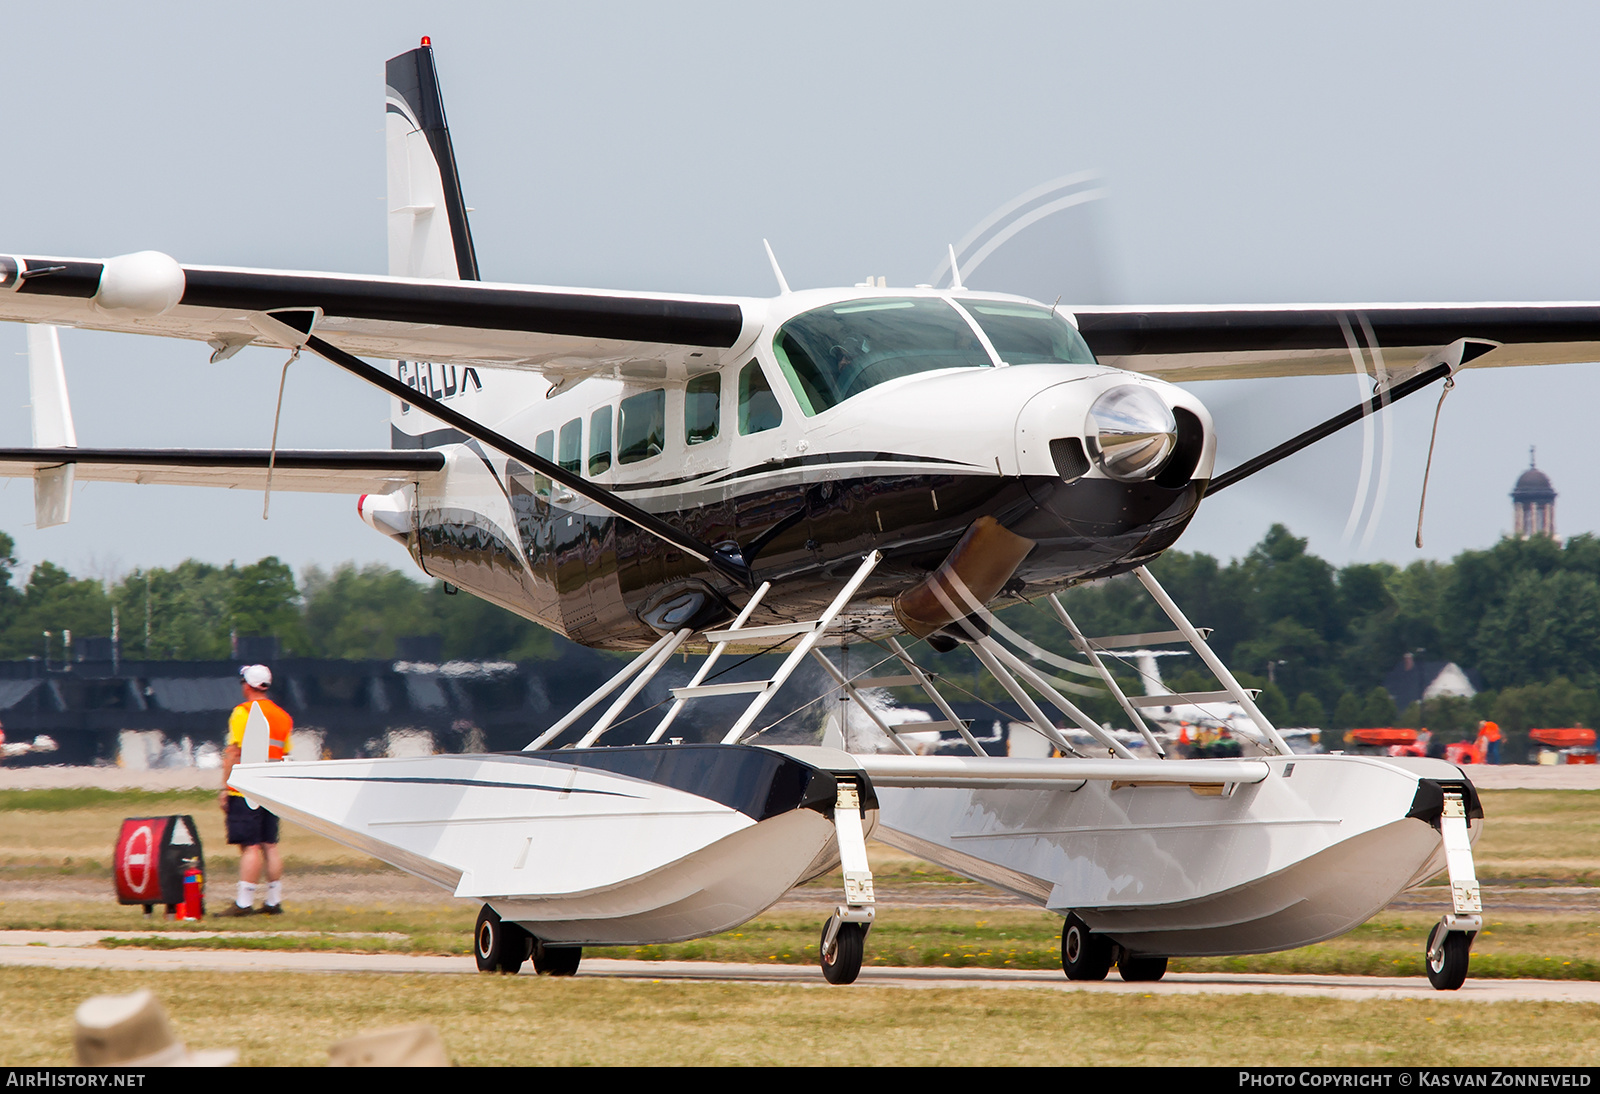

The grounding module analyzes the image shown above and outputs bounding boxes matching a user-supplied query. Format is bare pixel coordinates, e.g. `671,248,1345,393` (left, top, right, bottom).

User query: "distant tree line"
0,531,554,664
0,524,1594,760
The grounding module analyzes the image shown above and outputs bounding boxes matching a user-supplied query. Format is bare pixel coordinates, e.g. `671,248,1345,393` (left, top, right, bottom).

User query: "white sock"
236,881,258,908
266,881,283,906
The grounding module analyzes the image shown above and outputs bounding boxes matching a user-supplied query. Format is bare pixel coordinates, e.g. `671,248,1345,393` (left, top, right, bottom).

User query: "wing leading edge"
5,253,1599,383
0,254,752,379
1073,302,1600,382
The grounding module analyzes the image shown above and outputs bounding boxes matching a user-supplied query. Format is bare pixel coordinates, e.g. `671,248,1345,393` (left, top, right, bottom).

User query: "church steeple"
1512,447,1557,539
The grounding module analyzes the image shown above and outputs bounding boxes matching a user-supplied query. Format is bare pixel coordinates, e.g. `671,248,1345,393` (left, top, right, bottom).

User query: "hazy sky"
4,2,1599,587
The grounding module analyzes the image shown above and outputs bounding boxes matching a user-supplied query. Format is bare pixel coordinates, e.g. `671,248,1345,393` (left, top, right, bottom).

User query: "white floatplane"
3,39,1547,989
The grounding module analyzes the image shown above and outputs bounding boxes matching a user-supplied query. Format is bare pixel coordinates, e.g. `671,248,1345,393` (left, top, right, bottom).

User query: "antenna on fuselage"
946,244,964,291
762,239,791,296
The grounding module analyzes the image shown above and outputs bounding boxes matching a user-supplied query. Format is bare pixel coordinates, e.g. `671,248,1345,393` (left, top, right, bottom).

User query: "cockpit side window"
618,389,666,465
685,373,720,445
772,297,991,415
558,418,582,474
955,300,1098,365
738,360,782,435
589,406,613,476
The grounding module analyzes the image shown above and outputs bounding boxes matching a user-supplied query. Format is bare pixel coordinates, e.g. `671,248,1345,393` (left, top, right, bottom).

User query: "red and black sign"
113,815,204,912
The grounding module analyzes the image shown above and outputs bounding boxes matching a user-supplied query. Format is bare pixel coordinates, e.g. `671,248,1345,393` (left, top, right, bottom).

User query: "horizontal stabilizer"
1128,689,1257,708
0,447,443,495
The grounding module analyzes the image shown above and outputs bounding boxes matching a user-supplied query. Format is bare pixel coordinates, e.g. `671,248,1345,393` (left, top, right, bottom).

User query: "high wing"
0,447,442,494
1073,301,1600,382
7,255,1600,384
0,254,752,379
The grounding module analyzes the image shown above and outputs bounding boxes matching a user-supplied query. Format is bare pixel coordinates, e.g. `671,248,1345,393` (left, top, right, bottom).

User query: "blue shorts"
226,795,280,846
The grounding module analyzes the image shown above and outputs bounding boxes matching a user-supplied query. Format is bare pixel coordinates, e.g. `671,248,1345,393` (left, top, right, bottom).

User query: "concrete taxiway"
1,932,1595,1004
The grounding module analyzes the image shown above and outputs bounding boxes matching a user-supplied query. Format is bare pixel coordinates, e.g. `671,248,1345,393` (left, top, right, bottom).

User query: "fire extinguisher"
175,858,204,920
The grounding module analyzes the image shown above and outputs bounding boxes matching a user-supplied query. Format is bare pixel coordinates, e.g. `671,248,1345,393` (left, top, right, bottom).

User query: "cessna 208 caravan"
7,39,1593,989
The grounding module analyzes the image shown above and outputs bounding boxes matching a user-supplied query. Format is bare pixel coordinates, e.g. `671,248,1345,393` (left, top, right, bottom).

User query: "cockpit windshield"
772,298,992,415
955,300,1099,366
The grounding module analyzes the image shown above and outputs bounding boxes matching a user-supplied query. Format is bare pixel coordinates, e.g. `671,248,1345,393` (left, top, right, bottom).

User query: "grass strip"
1,967,1596,1066
0,788,215,813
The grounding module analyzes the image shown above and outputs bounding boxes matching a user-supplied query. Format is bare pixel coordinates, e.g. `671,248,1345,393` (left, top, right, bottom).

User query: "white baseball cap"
239,664,272,689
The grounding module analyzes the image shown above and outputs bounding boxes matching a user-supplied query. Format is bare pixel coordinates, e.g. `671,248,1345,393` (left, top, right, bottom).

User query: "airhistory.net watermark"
5,1074,147,1088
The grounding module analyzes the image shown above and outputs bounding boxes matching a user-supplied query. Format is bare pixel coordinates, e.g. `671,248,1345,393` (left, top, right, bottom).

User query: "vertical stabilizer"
386,40,479,281
386,39,488,449
28,324,75,449
27,324,76,528
241,701,271,766
1134,652,1167,696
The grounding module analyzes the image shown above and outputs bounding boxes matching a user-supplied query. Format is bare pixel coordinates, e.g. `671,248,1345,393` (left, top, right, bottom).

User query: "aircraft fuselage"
365,287,1218,648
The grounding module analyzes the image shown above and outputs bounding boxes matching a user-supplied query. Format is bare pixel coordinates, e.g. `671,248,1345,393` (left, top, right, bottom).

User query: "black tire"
1426,923,1470,991
821,919,866,985
532,939,583,977
1117,952,1168,982
1061,915,1114,981
474,904,530,974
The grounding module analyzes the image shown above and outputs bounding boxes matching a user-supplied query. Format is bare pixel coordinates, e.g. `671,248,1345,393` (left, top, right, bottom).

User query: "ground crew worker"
1476,720,1502,765
218,664,292,916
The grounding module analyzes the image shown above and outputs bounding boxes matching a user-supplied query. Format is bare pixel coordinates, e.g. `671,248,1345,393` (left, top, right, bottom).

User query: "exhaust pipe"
892,517,1035,639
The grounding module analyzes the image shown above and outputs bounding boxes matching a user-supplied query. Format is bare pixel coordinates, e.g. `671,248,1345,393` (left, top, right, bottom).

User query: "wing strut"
1206,359,1459,494
299,333,756,589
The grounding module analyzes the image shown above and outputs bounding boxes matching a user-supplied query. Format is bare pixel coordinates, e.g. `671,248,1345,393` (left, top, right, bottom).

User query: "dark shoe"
216,903,255,918
260,903,284,916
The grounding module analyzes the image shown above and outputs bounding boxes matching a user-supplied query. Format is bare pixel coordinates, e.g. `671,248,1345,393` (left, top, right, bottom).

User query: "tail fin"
386,39,479,281
386,39,485,449
1127,650,1189,697
1135,652,1167,696
28,324,76,528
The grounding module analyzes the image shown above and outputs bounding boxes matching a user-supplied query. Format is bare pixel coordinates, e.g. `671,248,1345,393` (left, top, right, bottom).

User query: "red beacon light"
421,36,431,47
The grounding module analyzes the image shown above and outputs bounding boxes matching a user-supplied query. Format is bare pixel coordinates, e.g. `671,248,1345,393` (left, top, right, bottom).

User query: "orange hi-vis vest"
226,699,293,796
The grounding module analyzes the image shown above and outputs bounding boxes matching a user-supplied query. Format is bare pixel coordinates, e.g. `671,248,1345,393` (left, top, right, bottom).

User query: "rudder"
386,38,479,281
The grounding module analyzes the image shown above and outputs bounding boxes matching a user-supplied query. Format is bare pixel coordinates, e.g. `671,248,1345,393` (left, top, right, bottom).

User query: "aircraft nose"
1084,384,1177,481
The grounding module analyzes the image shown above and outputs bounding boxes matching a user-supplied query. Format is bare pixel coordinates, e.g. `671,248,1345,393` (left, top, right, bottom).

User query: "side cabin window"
558,418,582,475
738,359,782,435
685,373,720,445
534,430,554,496
589,406,613,476
618,389,667,465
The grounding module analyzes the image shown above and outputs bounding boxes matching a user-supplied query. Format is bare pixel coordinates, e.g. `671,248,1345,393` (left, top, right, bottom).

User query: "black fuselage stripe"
392,425,470,450
265,774,639,798
702,450,976,486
